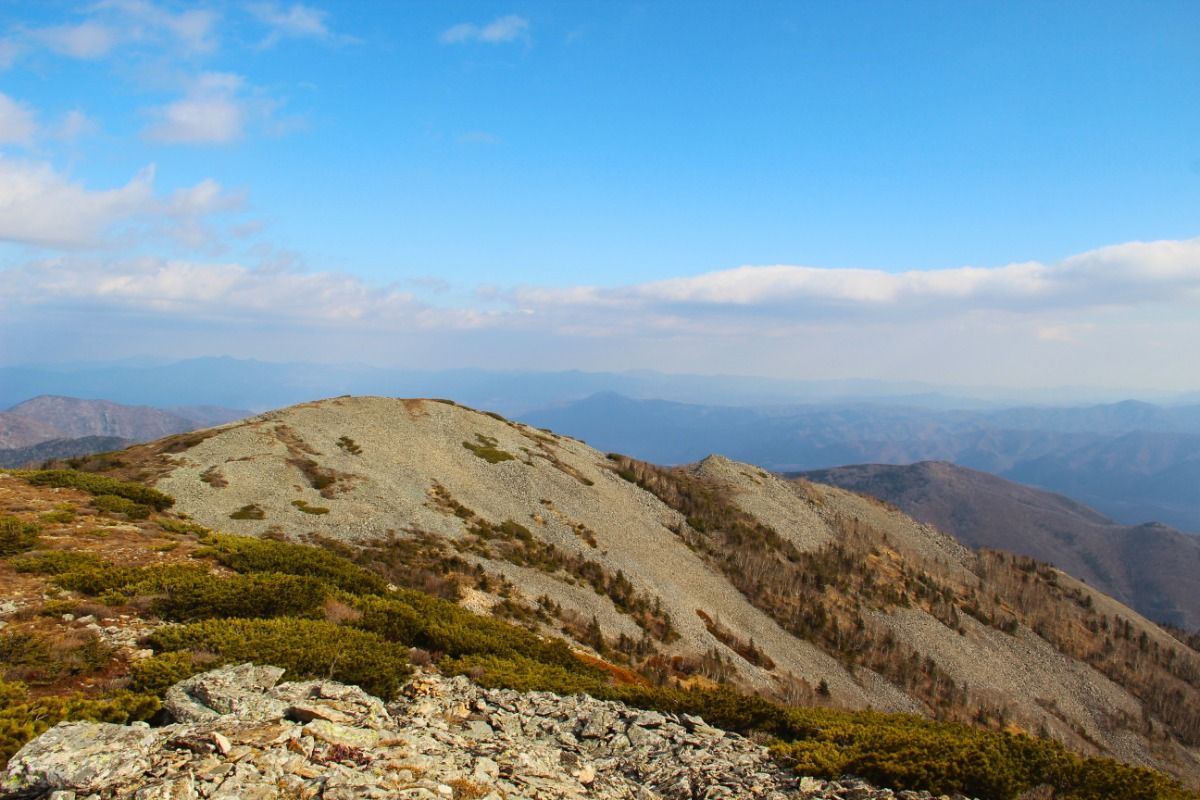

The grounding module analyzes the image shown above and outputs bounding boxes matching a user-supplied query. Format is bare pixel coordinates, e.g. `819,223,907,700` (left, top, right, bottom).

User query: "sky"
0,1,1198,391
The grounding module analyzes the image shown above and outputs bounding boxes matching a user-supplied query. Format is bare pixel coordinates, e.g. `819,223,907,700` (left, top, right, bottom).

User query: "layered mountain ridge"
519,392,1200,532
62,394,1200,785
0,396,248,468
802,461,1200,631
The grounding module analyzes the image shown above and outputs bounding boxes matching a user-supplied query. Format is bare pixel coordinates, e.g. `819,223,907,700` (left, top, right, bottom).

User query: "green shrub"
442,653,607,695
15,470,173,511
0,681,24,710
14,555,199,600
0,684,158,769
37,599,79,618
147,617,410,698
13,555,325,625
291,499,330,515
10,551,104,576
0,632,52,672
229,504,265,520
199,534,390,595
51,562,142,595
149,572,329,622
462,434,514,464
1,630,114,685
39,505,75,524
92,494,151,520
0,516,39,557
127,652,211,695
352,590,587,673
770,711,1195,800
157,518,211,536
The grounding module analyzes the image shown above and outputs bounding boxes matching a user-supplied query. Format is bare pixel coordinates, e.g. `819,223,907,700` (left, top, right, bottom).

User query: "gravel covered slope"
147,396,1200,783
155,397,880,705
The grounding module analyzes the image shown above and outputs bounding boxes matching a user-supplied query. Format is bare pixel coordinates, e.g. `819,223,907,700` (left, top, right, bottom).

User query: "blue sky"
1,1,1199,390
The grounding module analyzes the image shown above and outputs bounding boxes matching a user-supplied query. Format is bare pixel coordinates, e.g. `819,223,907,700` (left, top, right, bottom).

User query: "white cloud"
166,179,242,217
0,93,37,145
55,109,98,141
249,2,336,47
510,239,1200,325
440,15,529,45
33,21,120,59
0,159,242,249
0,255,481,329
1,237,1198,389
144,73,246,145
90,0,219,55
0,38,22,69
160,179,247,250
22,2,218,62
0,159,154,246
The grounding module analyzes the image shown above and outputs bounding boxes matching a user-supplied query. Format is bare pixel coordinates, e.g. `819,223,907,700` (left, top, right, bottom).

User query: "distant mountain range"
518,393,1200,532
2,357,1193,416
0,396,247,468
0,436,134,469
801,461,1200,631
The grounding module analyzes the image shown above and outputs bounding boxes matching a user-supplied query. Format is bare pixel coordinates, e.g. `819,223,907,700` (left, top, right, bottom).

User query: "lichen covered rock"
1,665,963,800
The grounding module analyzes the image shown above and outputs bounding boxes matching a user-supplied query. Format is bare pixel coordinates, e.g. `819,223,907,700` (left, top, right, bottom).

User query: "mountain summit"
64,394,1200,785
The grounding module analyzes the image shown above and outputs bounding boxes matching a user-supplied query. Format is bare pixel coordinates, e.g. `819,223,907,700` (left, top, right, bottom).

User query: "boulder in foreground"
2,664,955,800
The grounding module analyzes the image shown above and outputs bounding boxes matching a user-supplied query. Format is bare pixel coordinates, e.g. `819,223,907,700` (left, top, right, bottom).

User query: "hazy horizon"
2,356,1198,413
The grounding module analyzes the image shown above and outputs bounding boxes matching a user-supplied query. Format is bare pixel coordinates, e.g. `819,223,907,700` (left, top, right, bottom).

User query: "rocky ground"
1,664,973,800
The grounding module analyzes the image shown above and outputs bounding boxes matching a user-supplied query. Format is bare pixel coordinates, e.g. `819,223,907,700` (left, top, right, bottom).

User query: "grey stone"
3,723,160,794
164,663,287,723
1,667,973,800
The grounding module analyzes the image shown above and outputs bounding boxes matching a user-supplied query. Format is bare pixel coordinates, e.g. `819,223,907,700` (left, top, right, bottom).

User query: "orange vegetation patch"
573,652,650,686
402,398,429,417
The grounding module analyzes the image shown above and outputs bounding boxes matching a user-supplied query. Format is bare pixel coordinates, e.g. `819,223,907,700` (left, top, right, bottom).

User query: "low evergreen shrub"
0,516,39,557
351,591,589,673
15,470,174,511
149,572,329,622
147,617,410,698
127,652,212,695
92,494,151,519
10,551,105,577
199,534,390,595
229,504,266,520
0,681,158,768
156,518,211,536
